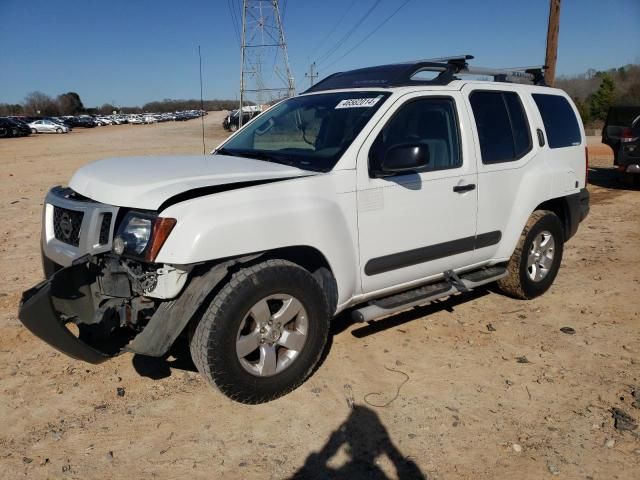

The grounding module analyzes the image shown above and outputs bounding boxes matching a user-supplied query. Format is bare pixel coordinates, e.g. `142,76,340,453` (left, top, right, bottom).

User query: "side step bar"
352,266,507,323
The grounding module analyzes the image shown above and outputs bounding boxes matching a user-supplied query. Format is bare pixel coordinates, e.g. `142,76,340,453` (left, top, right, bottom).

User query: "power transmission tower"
305,62,318,88
545,0,561,87
239,0,295,127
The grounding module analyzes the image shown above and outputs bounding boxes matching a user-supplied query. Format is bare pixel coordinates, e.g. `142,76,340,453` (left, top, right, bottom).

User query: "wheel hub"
235,294,309,377
527,230,555,282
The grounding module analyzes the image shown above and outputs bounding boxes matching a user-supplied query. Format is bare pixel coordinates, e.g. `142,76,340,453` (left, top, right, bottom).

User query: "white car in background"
28,119,69,134
128,116,143,124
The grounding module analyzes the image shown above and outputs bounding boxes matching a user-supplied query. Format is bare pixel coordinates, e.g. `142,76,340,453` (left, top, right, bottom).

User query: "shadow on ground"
588,166,640,191
130,287,493,383
290,404,426,480
132,338,197,380
346,288,491,338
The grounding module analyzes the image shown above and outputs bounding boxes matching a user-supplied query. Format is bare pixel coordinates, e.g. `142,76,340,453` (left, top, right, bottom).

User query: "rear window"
532,94,581,148
469,91,532,163
606,107,640,127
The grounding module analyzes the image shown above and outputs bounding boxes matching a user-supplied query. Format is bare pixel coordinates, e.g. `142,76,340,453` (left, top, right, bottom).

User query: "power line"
323,0,412,70
308,0,356,59
227,0,241,46
314,0,382,66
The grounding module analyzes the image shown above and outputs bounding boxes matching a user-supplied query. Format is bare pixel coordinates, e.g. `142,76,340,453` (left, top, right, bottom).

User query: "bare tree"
23,92,59,116
0,103,24,116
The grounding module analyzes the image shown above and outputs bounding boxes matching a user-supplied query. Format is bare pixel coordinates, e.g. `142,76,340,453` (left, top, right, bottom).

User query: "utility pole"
545,0,561,87
239,0,295,127
305,62,318,88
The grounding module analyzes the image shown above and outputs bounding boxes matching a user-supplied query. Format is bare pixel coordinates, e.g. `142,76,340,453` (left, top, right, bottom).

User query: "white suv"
19,56,589,403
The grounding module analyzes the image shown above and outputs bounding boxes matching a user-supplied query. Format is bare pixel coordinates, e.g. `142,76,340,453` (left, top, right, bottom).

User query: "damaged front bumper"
18,257,232,364
19,266,113,364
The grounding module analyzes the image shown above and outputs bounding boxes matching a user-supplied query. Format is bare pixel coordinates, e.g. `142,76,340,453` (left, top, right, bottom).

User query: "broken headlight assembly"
113,211,176,262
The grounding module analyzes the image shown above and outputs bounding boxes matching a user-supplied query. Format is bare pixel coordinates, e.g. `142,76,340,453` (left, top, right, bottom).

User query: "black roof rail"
303,55,548,93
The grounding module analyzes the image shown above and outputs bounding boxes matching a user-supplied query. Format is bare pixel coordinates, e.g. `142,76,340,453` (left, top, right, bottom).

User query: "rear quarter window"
532,94,582,149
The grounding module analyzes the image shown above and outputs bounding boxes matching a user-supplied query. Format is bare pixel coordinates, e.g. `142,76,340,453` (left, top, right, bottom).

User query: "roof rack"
303,55,547,93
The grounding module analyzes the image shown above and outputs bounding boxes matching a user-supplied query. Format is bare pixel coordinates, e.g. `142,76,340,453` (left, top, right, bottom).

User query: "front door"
357,93,479,294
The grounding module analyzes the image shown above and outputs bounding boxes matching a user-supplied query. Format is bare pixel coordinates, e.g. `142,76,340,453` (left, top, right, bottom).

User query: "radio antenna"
198,45,206,155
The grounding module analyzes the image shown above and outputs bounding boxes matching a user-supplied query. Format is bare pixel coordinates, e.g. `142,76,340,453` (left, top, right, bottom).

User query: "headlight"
113,211,176,262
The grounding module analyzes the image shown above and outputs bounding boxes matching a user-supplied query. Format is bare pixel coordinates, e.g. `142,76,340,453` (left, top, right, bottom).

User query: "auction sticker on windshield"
335,96,382,109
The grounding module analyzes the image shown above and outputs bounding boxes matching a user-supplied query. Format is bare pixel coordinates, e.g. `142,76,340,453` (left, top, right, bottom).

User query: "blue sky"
1,0,638,107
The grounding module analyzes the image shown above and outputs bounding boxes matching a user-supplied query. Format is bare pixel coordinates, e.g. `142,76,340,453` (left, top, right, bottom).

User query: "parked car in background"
222,107,262,132
0,117,31,137
28,119,69,134
616,115,640,185
65,117,96,128
49,117,73,130
602,106,640,165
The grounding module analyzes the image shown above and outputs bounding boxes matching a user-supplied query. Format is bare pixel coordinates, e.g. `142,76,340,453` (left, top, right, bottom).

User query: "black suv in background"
602,106,640,165
616,115,640,184
222,109,260,132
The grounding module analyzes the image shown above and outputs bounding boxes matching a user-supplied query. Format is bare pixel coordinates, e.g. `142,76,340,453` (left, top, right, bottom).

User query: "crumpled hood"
69,154,315,210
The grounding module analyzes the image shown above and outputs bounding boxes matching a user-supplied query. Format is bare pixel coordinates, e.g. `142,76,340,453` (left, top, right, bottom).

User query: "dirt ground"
0,116,638,479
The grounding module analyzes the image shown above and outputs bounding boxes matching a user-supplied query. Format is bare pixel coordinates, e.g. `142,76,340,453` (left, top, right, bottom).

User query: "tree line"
0,92,242,117
556,64,640,126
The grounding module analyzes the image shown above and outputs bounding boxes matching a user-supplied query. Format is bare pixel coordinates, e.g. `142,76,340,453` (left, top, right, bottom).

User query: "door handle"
453,183,476,193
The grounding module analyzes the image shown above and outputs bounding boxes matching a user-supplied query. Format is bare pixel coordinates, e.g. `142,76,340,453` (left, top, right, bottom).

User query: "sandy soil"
0,118,638,479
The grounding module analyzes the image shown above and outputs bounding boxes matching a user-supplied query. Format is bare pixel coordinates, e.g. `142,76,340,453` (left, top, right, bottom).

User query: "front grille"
99,213,112,245
53,207,83,247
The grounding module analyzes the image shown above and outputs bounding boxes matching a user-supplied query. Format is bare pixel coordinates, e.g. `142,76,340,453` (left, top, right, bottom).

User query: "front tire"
498,210,564,300
55,127,62,133
31,128,37,134
190,259,330,404
229,123,238,132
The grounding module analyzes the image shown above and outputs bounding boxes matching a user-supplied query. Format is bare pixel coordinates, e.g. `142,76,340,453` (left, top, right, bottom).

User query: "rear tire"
229,123,238,132
497,210,564,300
190,259,330,404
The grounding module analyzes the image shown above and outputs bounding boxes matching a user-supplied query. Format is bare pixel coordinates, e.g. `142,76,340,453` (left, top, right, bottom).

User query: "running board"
352,266,507,323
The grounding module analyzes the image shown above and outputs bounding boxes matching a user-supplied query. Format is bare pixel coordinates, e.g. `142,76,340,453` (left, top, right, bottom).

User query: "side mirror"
381,143,429,173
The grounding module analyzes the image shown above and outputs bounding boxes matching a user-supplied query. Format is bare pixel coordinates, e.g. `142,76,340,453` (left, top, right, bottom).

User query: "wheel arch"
534,197,570,240
127,246,339,358
260,245,339,315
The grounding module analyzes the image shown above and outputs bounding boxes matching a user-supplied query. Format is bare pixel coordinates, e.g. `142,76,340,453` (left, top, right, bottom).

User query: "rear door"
356,92,479,294
462,86,539,264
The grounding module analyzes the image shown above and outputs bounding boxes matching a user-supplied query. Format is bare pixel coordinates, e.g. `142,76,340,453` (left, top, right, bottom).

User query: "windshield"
218,91,390,172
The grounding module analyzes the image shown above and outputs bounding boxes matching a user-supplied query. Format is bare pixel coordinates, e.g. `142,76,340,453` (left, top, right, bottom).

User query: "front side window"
219,91,390,172
532,94,582,148
369,97,461,175
469,91,532,163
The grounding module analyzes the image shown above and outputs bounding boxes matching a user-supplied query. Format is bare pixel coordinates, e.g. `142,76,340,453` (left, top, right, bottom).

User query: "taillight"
585,146,589,185
621,127,638,143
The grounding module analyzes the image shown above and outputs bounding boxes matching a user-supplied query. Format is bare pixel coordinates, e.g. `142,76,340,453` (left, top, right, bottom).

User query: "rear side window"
532,94,581,148
469,91,532,163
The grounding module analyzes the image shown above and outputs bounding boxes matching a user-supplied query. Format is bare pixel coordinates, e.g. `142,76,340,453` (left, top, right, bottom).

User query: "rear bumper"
566,188,590,240
18,276,111,364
